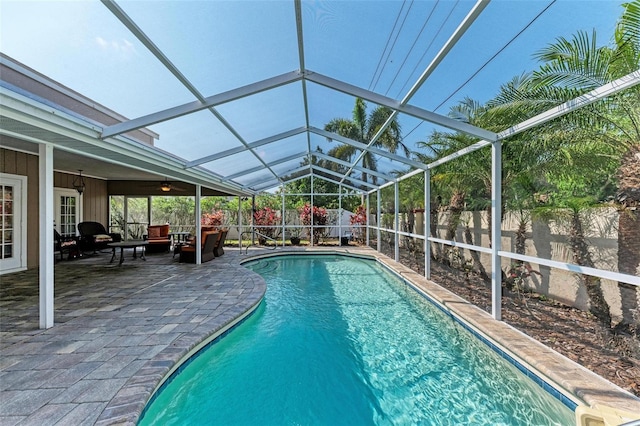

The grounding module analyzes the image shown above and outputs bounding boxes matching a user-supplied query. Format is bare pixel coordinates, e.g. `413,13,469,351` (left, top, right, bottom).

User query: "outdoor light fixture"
73,170,86,195
160,180,172,192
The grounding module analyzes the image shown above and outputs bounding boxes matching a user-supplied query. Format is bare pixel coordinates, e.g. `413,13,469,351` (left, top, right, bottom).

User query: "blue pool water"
139,255,574,425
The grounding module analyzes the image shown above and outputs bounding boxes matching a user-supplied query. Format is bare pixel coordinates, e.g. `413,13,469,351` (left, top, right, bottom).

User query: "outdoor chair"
214,228,228,257
54,229,79,261
144,224,171,253
77,221,122,254
179,230,219,263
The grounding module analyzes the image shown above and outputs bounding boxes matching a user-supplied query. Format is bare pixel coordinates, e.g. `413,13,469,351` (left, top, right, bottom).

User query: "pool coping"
241,248,640,419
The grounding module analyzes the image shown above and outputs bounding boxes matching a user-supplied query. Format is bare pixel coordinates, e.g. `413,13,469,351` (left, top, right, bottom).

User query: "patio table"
107,240,148,266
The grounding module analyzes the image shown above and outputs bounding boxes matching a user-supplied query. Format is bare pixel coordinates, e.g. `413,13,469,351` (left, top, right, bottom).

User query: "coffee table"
107,240,148,266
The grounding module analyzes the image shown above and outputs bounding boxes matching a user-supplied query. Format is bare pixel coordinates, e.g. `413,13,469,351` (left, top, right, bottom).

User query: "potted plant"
349,205,367,244
289,227,302,245
253,207,280,245
299,204,327,244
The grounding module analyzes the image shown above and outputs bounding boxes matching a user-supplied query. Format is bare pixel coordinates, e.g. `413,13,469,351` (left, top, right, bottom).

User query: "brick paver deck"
2,245,639,425
1,247,267,425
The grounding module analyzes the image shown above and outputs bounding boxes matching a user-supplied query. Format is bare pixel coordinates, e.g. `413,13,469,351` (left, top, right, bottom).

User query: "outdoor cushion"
148,227,161,239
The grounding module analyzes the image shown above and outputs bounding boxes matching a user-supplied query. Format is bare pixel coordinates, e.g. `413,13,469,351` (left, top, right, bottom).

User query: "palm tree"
477,2,639,331
528,2,640,332
415,129,489,279
324,98,410,184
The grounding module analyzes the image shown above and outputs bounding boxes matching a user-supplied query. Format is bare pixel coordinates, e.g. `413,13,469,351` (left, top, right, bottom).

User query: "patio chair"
145,224,171,253
179,230,219,263
54,229,79,261
77,221,122,254
214,228,228,257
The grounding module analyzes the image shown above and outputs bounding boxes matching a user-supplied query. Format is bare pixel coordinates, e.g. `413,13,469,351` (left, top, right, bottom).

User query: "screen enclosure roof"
0,0,635,195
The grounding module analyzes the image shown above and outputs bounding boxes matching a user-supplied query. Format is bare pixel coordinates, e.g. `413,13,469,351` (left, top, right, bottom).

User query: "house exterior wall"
1,147,108,268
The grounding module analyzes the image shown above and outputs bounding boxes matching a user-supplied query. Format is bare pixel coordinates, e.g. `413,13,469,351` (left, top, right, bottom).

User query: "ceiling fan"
140,179,186,193
158,179,188,192
160,179,173,192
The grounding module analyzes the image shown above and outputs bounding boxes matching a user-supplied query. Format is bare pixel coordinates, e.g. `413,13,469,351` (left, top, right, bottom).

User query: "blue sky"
0,0,626,182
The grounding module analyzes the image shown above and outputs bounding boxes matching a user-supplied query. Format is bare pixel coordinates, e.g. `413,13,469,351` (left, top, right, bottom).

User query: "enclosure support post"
123,197,129,241
238,196,243,251
491,140,502,320
282,186,286,247
394,180,400,262
310,175,314,247
147,196,152,229
366,193,370,246
251,195,256,246
377,188,381,253
39,143,54,329
195,184,201,264
338,184,343,246
425,169,431,280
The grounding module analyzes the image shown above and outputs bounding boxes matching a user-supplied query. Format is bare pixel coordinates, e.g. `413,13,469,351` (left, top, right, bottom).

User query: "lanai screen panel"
1,0,629,194
253,135,309,165
114,1,300,96
150,110,245,163
408,1,623,117
204,150,265,178
213,83,307,143
301,1,474,91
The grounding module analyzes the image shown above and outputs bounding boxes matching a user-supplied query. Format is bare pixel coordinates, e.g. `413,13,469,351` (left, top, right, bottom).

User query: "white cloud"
95,36,136,59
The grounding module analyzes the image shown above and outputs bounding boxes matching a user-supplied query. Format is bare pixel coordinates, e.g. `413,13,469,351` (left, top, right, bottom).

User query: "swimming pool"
139,254,574,425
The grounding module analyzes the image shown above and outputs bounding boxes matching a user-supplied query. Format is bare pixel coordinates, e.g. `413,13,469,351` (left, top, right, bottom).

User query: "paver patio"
0,247,267,425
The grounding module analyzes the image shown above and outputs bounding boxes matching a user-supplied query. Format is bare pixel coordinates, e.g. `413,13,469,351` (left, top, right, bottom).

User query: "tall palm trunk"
504,214,530,291
444,191,465,266
430,196,441,261
616,143,640,335
568,210,612,328
463,224,490,282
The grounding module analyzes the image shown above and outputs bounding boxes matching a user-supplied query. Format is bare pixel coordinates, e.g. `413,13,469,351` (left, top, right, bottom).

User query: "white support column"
195,184,201,264
281,186,286,247
147,196,152,228
491,140,502,320
376,189,381,253
39,144,54,329
394,180,399,262
425,170,431,280
238,196,242,250
251,195,256,245
365,193,370,246
123,196,129,241
338,185,343,245
310,175,314,247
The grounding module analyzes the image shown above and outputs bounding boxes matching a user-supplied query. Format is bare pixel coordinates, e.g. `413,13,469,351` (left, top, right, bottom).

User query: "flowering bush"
349,205,367,242
299,204,327,244
253,207,280,242
201,209,225,227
